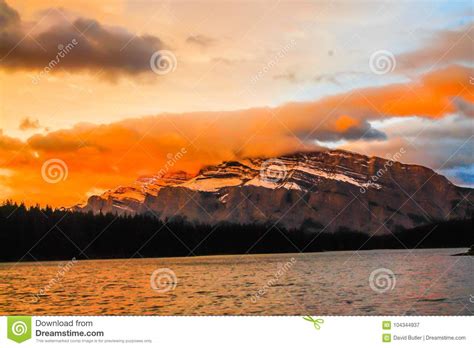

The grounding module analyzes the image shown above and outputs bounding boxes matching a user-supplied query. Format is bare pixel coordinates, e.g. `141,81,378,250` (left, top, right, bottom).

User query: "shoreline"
1,246,469,264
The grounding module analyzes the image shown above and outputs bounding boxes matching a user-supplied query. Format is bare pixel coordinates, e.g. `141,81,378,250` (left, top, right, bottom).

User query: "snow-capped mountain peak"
76,150,473,234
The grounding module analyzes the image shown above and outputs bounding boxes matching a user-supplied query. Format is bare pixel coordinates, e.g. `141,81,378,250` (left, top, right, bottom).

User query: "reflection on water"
0,249,472,315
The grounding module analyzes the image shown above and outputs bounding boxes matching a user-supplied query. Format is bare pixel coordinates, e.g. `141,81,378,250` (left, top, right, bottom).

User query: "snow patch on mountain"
179,177,244,192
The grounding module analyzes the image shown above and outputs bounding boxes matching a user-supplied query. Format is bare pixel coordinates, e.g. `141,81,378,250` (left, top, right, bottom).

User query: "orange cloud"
398,25,473,71
19,117,41,131
0,65,472,207
310,65,473,121
335,115,360,132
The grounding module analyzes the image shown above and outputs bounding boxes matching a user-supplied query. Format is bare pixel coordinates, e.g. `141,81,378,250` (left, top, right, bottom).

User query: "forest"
0,202,472,262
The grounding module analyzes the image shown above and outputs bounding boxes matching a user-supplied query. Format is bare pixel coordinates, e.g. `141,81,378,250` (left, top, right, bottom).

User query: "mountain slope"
76,150,473,234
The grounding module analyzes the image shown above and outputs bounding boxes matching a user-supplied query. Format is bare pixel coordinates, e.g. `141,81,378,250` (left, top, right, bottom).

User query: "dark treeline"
0,202,472,262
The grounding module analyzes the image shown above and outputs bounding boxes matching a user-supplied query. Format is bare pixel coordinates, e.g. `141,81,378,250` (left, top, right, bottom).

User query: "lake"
0,249,472,315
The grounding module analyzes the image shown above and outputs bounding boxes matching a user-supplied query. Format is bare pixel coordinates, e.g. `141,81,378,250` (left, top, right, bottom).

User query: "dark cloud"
27,132,98,152
186,34,216,47
275,71,365,85
299,120,387,142
453,97,474,118
0,0,19,27
393,115,474,141
313,73,340,85
19,117,40,131
273,72,297,83
0,1,164,77
210,57,247,66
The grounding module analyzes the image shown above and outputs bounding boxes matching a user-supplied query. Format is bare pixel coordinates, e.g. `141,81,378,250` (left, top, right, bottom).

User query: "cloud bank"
0,1,163,78
1,64,472,206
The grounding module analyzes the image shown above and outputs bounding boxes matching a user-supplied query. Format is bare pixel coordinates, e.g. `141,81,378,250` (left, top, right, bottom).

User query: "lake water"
1,249,472,315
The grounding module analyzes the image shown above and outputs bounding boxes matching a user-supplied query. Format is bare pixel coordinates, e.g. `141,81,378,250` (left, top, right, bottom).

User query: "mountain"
74,171,193,214
75,150,473,234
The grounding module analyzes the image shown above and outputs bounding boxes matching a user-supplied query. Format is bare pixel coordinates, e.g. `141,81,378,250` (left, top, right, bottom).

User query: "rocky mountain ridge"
75,150,473,234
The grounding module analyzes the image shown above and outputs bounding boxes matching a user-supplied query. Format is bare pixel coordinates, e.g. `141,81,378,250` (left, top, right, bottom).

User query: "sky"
0,0,473,207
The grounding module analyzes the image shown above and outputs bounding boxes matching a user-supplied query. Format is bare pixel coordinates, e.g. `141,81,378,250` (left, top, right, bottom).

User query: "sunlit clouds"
0,0,473,206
